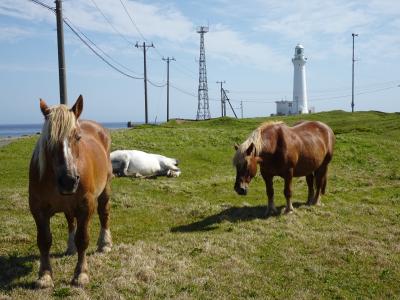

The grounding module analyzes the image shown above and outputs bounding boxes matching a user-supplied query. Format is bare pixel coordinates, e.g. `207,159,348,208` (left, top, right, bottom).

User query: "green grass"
0,110,399,299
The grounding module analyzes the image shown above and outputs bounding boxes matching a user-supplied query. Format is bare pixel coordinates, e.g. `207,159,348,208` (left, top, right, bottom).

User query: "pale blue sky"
0,0,399,124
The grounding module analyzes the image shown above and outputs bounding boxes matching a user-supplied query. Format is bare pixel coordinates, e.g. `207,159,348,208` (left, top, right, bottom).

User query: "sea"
0,122,130,138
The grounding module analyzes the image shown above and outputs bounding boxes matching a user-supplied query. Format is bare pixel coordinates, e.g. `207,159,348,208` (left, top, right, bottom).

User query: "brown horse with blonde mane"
29,95,113,288
233,120,335,215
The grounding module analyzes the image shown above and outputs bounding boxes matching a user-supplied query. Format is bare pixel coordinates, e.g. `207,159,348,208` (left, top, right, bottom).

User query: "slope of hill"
0,111,399,299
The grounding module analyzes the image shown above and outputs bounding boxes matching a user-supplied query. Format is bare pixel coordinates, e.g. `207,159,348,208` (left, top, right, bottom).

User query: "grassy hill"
0,110,399,299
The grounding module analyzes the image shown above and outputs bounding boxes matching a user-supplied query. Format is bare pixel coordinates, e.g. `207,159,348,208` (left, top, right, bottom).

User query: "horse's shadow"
0,252,64,290
171,202,305,232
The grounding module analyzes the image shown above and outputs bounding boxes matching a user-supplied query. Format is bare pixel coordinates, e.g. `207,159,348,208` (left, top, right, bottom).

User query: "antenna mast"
196,26,211,120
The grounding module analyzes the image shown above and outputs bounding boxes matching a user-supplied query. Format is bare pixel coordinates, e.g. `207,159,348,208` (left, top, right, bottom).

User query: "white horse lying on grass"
110,150,181,178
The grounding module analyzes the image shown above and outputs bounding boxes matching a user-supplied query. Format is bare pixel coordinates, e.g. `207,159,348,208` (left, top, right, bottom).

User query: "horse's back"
111,150,160,176
281,121,334,176
292,121,335,156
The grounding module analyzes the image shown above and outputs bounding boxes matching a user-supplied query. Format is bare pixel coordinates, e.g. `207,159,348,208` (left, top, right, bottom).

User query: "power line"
90,0,134,46
64,19,144,80
309,84,399,102
226,84,400,104
27,0,55,12
147,79,167,88
65,17,143,77
118,0,147,42
118,0,200,83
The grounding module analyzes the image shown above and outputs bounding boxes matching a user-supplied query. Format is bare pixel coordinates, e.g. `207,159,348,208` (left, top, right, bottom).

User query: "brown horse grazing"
233,121,335,215
29,95,113,288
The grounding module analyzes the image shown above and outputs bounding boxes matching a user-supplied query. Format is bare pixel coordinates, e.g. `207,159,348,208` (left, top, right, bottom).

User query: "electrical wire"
89,0,134,46
147,79,167,88
65,17,143,76
27,0,54,12
118,0,147,42
63,19,144,80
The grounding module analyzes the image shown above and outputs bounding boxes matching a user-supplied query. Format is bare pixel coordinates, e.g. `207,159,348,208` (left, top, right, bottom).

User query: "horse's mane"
233,121,283,166
33,105,77,179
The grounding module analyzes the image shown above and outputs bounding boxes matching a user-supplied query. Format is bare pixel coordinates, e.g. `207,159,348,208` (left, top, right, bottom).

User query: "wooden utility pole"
162,57,175,122
55,0,68,104
135,42,154,124
216,80,226,117
240,101,243,118
351,33,358,113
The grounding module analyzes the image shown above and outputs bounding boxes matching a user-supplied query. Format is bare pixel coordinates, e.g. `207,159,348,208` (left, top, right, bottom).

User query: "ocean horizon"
0,122,136,138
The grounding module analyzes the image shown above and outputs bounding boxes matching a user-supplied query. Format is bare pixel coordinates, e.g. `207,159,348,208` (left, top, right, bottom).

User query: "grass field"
0,110,399,299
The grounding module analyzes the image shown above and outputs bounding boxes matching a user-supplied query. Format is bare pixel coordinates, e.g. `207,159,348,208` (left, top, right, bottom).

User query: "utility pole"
223,88,238,119
55,0,68,105
240,101,243,119
216,81,226,117
352,33,358,113
135,41,154,124
162,57,175,122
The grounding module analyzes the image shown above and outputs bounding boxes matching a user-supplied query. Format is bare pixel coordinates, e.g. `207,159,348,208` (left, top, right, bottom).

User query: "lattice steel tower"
196,26,211,120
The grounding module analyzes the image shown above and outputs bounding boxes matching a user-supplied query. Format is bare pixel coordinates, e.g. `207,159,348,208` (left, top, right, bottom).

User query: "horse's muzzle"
58,175,80,195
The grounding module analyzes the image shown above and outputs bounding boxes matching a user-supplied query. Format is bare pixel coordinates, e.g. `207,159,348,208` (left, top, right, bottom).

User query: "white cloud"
0,26,34,41
207,25,288,71
0,0,54,23
63,0,194,43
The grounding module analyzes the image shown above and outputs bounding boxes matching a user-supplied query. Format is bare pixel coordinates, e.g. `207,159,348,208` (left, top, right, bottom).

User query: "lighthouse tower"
292,44,308,114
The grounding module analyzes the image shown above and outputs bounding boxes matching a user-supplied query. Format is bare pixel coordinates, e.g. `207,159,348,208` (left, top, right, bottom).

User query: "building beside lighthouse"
275,44,311,115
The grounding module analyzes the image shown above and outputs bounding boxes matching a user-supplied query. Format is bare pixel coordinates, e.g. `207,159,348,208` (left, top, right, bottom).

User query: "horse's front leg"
32,211,54,288
264,175,278,216
72,206,94,287
65,213,77,255
284,171,294,214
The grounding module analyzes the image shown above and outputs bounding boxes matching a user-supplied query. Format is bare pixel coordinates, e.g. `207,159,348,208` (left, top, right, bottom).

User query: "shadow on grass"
171,202,306,232
0,252,65,291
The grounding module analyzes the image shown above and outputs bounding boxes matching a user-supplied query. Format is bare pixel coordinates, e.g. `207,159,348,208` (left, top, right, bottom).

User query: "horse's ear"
246,143,255,156
71,95,83,119
40,99,50,117
234,144,239,151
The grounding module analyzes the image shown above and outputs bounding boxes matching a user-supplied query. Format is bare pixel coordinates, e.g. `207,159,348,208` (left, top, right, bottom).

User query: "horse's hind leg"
313,164,328,206
283,173,294,214
65,213,77,255
306,174,315,205
32,211,54,288
97,183,112,253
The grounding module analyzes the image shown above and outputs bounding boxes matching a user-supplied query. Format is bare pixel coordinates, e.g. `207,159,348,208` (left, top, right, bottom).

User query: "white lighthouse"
292,44,308,114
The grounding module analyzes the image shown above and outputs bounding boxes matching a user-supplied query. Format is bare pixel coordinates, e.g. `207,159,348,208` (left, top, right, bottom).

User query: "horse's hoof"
71,273,89,287
312,200,322,206
97,245,112,253
36,274,54,289
65,246,77,256
284,207,294,214
265,207,278,217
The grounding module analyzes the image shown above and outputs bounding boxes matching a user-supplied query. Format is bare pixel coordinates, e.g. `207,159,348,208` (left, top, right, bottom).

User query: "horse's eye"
76,134,81,141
